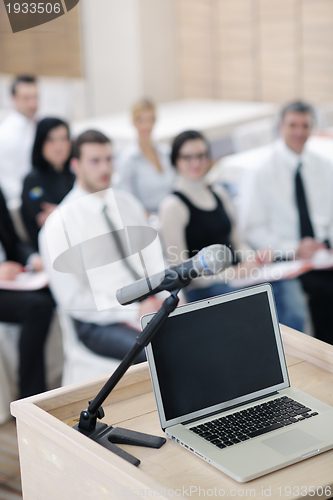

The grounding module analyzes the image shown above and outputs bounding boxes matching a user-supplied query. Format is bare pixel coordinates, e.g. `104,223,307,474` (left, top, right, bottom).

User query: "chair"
57,309,120,386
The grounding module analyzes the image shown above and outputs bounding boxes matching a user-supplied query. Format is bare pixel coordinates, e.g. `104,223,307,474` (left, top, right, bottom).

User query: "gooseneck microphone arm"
73,289,181,466
117,244,233,306
73,244,233,466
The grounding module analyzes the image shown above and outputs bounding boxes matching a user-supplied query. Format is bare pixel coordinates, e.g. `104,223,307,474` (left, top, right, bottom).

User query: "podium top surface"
11,325,333,500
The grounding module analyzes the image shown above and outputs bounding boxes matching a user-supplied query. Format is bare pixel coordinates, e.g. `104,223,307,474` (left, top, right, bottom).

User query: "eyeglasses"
178,152,209,162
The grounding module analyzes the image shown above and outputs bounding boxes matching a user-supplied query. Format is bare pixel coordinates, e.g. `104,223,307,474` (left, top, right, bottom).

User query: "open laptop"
141,283,333,482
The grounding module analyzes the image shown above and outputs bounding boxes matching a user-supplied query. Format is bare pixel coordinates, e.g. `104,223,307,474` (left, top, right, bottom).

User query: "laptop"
141,283,333,482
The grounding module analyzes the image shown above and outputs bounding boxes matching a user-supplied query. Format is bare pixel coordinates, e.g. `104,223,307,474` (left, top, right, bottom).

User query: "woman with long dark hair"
21,117,74,249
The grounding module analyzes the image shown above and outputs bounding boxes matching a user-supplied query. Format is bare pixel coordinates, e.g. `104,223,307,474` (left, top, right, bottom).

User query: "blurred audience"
40,130,163,362
239,100,333,343
159,130,306,331
0,188,54,398
21,118,74,250
116,99,175,213
0,75,38,204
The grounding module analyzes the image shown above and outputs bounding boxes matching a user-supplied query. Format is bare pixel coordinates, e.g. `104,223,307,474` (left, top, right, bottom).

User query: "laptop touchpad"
262,429,322,456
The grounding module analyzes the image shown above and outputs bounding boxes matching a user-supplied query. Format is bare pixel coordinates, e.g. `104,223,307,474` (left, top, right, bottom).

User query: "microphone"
116,244,233,306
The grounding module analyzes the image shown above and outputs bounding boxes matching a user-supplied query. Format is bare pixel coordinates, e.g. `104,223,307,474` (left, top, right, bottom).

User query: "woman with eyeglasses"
21,117,74,250
159,130,307,333
159,130,249,302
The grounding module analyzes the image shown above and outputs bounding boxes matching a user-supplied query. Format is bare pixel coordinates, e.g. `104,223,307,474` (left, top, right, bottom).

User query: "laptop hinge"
182,391,279,426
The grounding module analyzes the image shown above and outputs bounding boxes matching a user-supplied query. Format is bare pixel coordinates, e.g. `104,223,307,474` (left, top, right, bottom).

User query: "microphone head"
195,244,233,275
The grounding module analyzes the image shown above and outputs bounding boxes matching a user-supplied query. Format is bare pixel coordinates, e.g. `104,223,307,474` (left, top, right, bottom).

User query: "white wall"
79,0,179,117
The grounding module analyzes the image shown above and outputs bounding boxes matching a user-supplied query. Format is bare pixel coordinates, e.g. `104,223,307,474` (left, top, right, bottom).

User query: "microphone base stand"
73,290,180,466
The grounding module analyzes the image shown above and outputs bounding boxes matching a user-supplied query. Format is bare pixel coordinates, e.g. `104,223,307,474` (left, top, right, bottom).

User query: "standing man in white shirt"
40,130,164,362
0,75,38,204
239,101,333,344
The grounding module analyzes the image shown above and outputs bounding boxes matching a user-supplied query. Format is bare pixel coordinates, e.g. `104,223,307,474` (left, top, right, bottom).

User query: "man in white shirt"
239,101,333,343
0,75,38,203
40,130,164,362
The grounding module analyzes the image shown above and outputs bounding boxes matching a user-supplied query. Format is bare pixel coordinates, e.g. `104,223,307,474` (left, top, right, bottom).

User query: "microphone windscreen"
199,245,233,275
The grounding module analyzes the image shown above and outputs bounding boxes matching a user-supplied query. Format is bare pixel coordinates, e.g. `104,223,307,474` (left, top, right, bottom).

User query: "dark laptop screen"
149,291,284,421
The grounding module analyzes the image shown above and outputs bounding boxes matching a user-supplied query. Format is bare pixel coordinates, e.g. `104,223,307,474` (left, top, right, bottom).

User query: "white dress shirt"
0,110,36,203
115,142,176,212
238,139,333,257
39,183,165,325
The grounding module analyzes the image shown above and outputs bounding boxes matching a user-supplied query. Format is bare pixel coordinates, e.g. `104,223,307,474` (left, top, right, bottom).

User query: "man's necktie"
102,206,141,281
295,162,315,239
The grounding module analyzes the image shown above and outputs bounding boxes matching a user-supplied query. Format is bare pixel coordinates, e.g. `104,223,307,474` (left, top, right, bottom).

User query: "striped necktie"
102,206,141,281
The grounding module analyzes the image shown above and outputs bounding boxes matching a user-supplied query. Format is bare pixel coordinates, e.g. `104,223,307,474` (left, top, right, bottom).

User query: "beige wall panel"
260,54,298,76
259,0,297,21
302,26,333,47
302,0,333,24
177,0,333,104
301,0,333,104
217,29,254,54
218,58,254,79
215,0,253,26
219,87,256,100
302,47,333,58
138,0,180,103
0,4,82,77
261,87,299,104
181,68,212,84
303,59,333,78
260,23,297,52
178,0,212,25
181,83,213,99
217,83,255,100
302,86,333,103
179,31,211,55
303,76,333,88
178,0,213,99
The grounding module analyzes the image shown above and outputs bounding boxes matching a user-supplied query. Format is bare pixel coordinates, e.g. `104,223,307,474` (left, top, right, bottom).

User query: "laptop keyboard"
190,396,318,449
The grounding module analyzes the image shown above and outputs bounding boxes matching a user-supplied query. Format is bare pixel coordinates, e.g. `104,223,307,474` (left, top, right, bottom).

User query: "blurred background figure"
21,117,74,250
159,130,252,302
40,129,163,364
159,129,306,332
116,99,175,214
238,101,333,341
0,75,38,204
0,188,54,399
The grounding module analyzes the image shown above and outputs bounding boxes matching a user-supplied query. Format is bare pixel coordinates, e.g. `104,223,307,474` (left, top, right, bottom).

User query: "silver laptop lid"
142,284,290,431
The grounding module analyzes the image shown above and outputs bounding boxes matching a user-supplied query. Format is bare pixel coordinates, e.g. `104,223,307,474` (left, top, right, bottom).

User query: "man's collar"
277,139,305,170
71,182,115,213
11,109,35,124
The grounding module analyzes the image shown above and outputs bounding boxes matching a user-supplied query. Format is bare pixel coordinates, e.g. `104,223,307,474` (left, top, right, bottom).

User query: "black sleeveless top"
173,188,235,259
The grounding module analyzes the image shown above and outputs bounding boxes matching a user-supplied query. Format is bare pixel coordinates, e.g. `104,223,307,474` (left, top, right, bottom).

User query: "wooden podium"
11,326,333,500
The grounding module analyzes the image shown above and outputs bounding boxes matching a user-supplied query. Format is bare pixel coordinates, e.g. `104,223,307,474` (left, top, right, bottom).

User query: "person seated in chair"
39,130,163,364
238,100,333,342
0,188,54,399
21,117,74,250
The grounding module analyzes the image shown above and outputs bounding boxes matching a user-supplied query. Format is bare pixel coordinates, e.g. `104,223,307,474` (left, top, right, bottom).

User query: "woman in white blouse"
116,99,175,214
